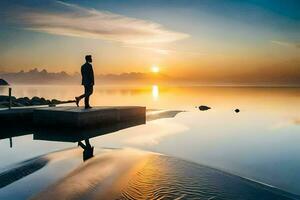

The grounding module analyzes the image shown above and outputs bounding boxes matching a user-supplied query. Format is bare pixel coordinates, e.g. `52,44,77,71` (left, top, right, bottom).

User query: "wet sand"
23,148,297,200
0,147,298,199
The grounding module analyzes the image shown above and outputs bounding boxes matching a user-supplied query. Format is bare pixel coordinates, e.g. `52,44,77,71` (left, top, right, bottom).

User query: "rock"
0,100,26,107
16,97,30,106
0,95,16,102
51,99,61,105
0,95,9,102
30,96,42,105
31,96,41,102
31,101,41,105
0,95,67,107
0,101,9,107
0,104,7,108
0,79,9,86
235,109,240,113
12,101,25,107
40,97,47,105
19,97,30,101
198,105,211,111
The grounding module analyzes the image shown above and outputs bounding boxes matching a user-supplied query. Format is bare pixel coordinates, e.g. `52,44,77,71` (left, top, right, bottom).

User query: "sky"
0,0,299,84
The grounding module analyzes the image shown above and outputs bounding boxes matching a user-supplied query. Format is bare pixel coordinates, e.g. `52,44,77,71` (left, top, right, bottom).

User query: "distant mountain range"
2,67,300,86
0,68,176,85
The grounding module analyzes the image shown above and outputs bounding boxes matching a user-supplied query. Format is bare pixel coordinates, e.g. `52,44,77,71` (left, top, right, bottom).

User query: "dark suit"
81,62,94,86
79,62,94,107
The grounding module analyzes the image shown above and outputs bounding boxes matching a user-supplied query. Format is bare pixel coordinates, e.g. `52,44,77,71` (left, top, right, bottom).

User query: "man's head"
85,55,92,63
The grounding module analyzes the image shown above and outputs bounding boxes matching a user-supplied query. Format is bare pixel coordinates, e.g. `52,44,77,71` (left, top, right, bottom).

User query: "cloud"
271,40,300,48
123,45,207,56
7,1,189,44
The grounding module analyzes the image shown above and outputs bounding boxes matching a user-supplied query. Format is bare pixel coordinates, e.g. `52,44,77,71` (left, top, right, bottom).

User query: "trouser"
78,85,93,107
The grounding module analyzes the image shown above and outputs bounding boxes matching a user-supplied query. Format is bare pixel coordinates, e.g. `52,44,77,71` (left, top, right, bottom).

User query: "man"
75,55,94,109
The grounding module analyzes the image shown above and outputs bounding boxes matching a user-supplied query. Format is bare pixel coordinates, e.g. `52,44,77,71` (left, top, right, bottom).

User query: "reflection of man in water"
78,139,94,161
75,55,94,109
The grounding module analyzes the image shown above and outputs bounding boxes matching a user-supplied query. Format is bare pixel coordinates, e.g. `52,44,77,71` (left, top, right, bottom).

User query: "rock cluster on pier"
0,95,73,108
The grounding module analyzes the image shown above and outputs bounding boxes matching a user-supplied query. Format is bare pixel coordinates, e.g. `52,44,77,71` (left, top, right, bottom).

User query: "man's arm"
81,65,85,85
90,65,94,85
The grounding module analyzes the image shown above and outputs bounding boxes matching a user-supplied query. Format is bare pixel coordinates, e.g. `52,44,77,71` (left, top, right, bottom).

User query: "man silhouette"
78,139,94,161
75,55,94,109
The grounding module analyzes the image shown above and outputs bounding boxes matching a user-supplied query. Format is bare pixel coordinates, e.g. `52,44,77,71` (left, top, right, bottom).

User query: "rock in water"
198,105,211,111
235,109,240,113
0,79,9,85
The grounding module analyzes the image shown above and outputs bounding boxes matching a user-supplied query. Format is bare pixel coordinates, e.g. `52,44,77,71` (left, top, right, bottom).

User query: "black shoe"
85,106,92,109
75,97,80,107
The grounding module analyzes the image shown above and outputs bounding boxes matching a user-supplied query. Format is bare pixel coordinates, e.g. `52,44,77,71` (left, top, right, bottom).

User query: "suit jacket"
81,62,94,86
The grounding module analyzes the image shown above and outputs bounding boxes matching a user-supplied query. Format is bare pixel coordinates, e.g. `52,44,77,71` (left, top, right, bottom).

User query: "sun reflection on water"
152,85,159,100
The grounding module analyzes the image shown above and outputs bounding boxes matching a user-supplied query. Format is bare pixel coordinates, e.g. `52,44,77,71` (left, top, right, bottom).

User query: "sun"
151,65,160,73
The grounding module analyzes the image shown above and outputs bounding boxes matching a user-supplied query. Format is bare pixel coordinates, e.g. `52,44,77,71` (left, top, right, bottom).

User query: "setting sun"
151,65,160,73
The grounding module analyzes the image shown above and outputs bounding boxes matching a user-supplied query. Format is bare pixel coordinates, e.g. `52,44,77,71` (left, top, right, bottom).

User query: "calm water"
1,85,300,199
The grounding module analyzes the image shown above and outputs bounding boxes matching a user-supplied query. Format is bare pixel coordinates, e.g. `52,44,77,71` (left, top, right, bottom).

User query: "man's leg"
78,94,85,99
78,141,86,149
75,88,86,107
84,94,90,108
84,86,93,108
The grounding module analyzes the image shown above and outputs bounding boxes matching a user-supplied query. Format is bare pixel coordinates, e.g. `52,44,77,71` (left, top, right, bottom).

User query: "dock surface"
34,106,146,128
0,106,146,128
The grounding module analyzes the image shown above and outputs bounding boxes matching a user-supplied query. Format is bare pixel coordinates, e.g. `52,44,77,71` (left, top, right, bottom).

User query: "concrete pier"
33,106,146,128
0,108,35,125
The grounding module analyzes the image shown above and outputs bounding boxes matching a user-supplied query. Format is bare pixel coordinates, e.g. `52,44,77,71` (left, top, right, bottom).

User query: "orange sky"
0,0,299,85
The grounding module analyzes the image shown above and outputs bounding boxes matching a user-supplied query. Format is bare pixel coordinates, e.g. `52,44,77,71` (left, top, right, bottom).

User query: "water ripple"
118,155,299,200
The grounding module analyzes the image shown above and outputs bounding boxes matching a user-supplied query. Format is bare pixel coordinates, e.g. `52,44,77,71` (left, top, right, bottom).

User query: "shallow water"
1,85,300,198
